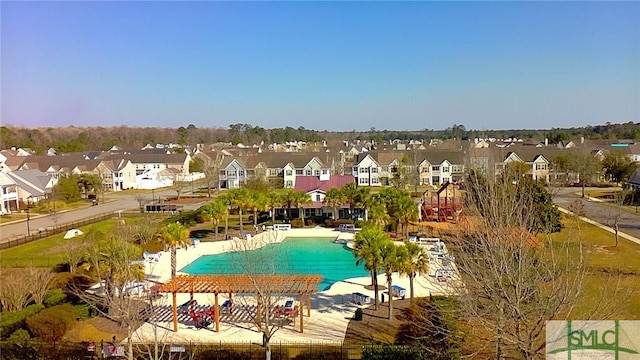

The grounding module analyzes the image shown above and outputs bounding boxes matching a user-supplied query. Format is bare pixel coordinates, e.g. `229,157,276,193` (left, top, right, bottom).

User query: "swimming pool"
179,237,369,291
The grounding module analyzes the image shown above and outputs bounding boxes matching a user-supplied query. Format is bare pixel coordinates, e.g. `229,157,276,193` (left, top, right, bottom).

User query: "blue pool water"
179,237,369,291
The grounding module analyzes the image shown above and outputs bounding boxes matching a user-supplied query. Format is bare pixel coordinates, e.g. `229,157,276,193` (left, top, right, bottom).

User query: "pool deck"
131,227,457,344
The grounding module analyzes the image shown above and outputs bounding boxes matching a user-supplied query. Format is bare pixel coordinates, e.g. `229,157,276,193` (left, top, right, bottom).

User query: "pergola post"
172,291,178,332
214,293,220,332
306,293,311,317
299,293,304,333
229,292,233,315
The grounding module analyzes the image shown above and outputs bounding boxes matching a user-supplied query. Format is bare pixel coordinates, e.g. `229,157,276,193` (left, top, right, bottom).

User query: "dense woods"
1,122,639,154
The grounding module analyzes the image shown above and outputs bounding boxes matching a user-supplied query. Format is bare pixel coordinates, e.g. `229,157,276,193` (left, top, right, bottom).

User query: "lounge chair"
179,300,198,314
221,299,232,314
188,310,207,329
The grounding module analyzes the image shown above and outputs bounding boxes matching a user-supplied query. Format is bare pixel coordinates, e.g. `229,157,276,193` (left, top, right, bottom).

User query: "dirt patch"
343,298,412,346
165,196,208,204
64,317,128,343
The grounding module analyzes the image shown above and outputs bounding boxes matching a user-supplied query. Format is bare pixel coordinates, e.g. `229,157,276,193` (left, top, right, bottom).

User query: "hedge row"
0,304,45,340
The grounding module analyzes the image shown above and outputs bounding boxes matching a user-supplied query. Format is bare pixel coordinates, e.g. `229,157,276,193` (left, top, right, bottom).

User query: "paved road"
0,189,193,243
553,187,640,241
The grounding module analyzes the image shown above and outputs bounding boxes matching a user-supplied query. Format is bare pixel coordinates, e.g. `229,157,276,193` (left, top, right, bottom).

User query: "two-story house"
351,154,382,187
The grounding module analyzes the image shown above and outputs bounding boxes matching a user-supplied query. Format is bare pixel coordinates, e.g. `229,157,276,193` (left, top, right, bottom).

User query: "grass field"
0,219,118,267
543,215,640,319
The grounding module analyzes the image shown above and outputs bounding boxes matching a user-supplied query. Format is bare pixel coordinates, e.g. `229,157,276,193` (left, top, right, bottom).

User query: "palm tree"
368,203,390,229
267,191,282,224
341,183,360,218
217,194,232,238
157,222,190,279
248,191,269,227
380,241,405,320
353,225,389,310
341,183,371,221
400,242,429,304
292,190,312,225
323,187,345,221
395,195,418,238
229,187,250,232
202,200,228,239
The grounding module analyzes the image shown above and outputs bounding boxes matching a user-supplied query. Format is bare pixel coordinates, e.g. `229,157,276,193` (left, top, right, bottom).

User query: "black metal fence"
0,340,372,360
0,213,132,251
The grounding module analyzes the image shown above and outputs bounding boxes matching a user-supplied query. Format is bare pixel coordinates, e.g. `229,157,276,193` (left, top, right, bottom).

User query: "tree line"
3,121,638,155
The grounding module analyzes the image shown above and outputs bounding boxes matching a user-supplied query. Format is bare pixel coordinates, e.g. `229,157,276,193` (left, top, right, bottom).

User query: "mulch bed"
343,298,412,346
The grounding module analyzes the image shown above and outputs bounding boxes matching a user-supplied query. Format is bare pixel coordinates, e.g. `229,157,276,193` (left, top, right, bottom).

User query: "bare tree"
61,240,90,273
607,188,629,247
171,181,189,200
449,173,589,359
27,267,55,305
229,231,301,360
197,151,224,197
0,268,32,311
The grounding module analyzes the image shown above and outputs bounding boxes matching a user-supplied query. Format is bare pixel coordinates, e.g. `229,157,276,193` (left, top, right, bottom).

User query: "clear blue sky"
2,1,638,131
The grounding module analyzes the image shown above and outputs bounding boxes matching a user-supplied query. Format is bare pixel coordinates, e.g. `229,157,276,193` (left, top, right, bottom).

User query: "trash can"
354,308,363,321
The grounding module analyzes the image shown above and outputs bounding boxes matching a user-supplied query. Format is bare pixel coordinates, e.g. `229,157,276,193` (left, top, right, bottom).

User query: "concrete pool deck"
131,227,456,344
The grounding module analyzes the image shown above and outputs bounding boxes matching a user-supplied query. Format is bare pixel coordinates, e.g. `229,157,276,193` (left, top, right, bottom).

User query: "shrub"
43,289,66,308
6,329,31,343
324,219,335,228
0,304,44,340
305,218,314,226
74,304,94,320
26,304,78,341
194,212,210,224
166,210,198,227
290,218,304,228
334,219,354,228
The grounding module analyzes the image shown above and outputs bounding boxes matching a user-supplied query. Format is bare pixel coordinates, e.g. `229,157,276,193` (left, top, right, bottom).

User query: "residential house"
219,158,250,189
0,171,18,213
294,175,355,219
6,169,57,207
351,154,381,187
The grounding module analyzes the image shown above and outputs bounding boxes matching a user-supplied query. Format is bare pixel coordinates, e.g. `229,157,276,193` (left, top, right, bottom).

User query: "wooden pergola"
157,274,323,333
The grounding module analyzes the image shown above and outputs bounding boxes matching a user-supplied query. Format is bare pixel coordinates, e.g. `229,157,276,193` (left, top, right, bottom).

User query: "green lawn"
0,219,118,267
543,216,640,319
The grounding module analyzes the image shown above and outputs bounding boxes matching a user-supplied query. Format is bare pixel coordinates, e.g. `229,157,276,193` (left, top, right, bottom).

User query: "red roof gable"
294,175,354,193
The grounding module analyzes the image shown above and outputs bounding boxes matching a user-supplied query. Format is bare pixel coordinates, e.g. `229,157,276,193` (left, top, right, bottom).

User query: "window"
535,164,547,170
286,180,293,187
359,177,368,184
286,170,293,176
306,170,312,176
371,178,379,184
228,171,237,177
432,175,440,184
371,167,378,173
442,177,450,183
220,170,226,176
422,167,430,173
316,194,321,201
296,169,303,175
239,170,244,176
322,169,328,175
432,166,440,171
452,165,463,172
270,169,277,176
315,170,320,176
442,167,449,173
